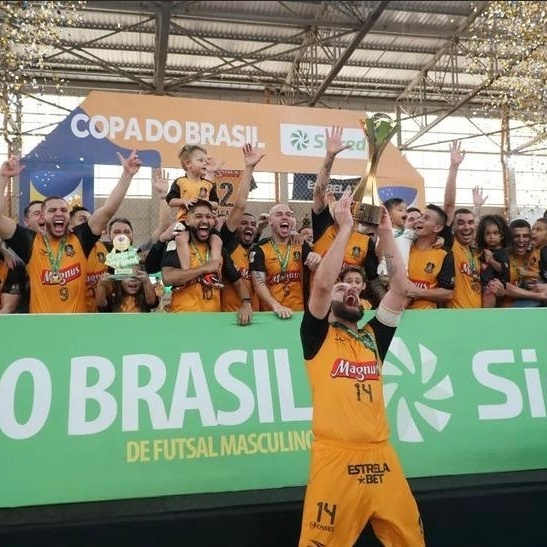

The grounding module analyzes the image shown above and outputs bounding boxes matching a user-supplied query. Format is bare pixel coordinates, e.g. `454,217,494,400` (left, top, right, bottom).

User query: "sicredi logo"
280,124,368,158
383,337,454,443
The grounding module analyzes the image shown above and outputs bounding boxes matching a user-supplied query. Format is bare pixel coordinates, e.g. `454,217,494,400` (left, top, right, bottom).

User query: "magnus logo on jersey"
331,359,379,381
41,265,82,286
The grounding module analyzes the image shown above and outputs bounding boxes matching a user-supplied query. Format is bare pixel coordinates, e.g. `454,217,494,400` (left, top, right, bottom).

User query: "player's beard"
331,300,364,323
188,224,211,242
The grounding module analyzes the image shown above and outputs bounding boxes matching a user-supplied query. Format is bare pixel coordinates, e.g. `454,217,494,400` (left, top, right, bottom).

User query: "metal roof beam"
153,2,172,93
308,0,390,106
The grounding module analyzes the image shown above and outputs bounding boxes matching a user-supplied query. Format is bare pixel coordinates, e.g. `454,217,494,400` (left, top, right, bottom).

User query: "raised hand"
0,156,24,179
333,186,354,231
325,126,351,158
117,149,142,175
472,185,488,207
152,168,169,196
242,143,265,168
449,140,465,166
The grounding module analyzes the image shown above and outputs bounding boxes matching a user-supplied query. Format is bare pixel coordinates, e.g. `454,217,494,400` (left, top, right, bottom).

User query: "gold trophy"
352,113,399,225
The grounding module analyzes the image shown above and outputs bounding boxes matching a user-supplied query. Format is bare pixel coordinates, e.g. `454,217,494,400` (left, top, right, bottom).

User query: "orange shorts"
298,438,425,547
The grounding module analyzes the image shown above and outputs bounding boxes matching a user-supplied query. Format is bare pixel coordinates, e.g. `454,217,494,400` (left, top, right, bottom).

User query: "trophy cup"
105,234,140,279
352,113,399,225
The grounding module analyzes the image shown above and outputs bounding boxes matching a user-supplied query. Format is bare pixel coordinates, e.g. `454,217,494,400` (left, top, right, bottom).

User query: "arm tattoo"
385,253,398,278
252,271,267,286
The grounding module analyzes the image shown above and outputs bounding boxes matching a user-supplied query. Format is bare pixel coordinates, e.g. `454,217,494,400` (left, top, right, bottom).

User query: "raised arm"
0,156,23,239
150,168,173,242
88,150,141,236
443,140,465,226
374,207,407,312
307,187,354,319
225,143,265,232
312,127,351,214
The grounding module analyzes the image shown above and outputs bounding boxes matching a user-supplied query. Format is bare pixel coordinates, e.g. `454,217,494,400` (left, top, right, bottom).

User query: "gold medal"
50,272,60,284
283,282,291,297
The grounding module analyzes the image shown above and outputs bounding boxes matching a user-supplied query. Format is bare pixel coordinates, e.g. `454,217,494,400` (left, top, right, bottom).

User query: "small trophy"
105,234,140,279
352,113,399,225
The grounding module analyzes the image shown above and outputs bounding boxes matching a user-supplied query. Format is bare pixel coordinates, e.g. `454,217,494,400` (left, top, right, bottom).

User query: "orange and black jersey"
219,223,259,311
0,257,25,296
165,176,219,221
300,310,396,444
248,238,312,311
312,207,379,281
6,223,99,313
407,246,455,309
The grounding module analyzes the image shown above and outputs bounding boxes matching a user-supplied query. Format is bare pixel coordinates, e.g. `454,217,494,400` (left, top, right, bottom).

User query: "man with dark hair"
0,151,141,313
298,187,424,546
69,205,109,312
405,206,422,230
406,204,455,309
161,199,253,324
22,200,45,233
442,141,482,307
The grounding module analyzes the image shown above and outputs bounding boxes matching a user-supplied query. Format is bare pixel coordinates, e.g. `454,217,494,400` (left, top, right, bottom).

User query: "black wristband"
241,297,252,304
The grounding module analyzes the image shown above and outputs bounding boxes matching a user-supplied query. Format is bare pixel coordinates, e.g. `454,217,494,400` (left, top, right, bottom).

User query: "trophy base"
352,203,383,225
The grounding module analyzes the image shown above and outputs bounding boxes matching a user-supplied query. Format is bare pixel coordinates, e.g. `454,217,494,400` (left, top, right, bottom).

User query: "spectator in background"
0,151,142,313
161,199,253,325
338,265,372,310
22,200,45,234
95,268,158,312
311,126,385,306
220,143,265,313
442,140,482,308
475,214,511,308
406,205,455,309
376,197,414,287
490,219,547,306
0,240,25,313
69,205,109,312
250,202,320,319
405,207,421,230
165,144,219,222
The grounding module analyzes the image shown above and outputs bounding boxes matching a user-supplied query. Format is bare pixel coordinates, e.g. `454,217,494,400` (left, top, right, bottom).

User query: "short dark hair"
406,207,421,214
454,207,473,217
187,199,213,213
69,206,89,218
23,200,43,218
425,204,447,227
509,219,531,230
108,217,133,233
338,265,366,282
383,197,406,211
42,196,66,209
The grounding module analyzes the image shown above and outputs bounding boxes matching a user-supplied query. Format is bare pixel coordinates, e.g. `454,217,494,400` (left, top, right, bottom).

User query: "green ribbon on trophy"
105,234,140,279
352,113,399,225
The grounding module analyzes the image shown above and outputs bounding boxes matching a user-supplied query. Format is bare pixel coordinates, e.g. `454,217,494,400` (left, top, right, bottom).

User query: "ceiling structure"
17,1,546,153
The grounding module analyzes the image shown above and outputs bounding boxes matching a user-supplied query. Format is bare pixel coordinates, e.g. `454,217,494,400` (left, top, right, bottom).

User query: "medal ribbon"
270,238,291,280
190,240,210,265
330,320,377,356
42,235,67,274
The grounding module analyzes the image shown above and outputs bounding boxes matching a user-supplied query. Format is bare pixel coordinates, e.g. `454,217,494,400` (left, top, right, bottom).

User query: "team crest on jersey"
424,261,434,273
65,244,75,257
293,251,301,262
331,358,379,381
351,246,361,257
97,252,106,263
